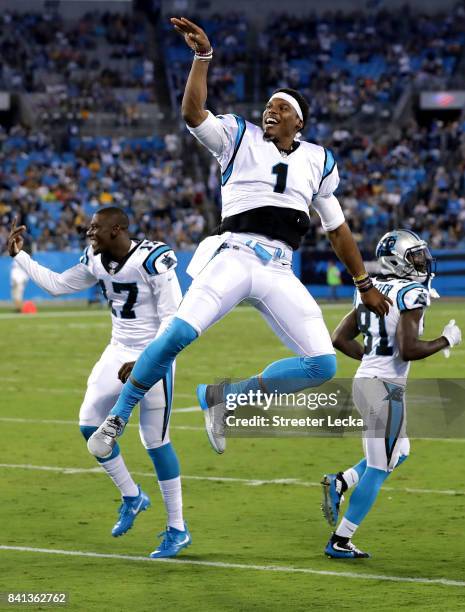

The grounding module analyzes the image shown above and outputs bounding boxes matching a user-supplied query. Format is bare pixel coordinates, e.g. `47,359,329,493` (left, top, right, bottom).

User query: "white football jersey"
355,277,430,379
14,240,181,351
188,112,344,231
80,240,181,349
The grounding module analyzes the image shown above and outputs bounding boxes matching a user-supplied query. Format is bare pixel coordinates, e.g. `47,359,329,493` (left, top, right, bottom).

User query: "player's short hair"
95,206,129,230
272,88,309,127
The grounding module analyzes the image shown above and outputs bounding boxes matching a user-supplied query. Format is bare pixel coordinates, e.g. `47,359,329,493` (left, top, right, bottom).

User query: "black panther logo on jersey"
161,253,176,270
142,243,177,275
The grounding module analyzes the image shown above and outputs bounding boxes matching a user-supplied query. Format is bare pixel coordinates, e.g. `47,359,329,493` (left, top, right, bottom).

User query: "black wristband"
357,279,374,293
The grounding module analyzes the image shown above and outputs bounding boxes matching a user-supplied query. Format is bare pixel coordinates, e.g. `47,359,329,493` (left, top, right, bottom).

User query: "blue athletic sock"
352,458,367,480
345,466,390,525
224,353,337,398
349,454,407,483
80,425,120,463
224,375,261,398
147,443,180,481
111,318,198,422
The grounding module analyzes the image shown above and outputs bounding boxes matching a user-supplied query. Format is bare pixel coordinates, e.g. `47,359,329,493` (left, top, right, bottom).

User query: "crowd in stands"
1,7,465,255
305,118,465,251
0,11,155,126
0,125,206,254
260,6,465,123
174,7,465,251
163,13,248,112
1,114,463,255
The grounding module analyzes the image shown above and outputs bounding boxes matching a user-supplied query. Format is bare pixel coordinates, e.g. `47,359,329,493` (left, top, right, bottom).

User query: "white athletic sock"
342,468,360,490
336,517,359,538
158,476,184,531
100,455,139,498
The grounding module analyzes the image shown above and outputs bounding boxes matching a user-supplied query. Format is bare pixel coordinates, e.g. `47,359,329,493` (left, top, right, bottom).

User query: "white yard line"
3,387,84,395
1,382,194,401
0,545,463,587
174,406,198,413
0,462,463,496
0,310,109,320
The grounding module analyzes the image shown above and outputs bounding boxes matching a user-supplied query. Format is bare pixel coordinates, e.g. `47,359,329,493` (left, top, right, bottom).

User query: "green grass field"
1,300,464,611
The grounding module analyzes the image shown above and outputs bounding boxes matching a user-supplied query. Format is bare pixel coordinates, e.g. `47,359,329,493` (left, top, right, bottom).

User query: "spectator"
326,260,342,301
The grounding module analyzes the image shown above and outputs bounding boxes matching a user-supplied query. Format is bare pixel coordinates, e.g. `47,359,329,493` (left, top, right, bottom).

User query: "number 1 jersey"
187,111,345,233
355,278,430,379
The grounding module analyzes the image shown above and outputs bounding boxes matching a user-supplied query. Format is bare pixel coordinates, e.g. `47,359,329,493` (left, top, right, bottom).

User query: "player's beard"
262,132,278,143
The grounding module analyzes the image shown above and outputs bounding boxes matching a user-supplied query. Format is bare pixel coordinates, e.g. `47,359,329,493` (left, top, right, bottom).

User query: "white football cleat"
197,383,228,454
87,415,126,459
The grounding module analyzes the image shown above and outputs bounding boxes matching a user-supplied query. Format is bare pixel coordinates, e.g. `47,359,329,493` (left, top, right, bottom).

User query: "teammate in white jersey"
7,209,192,558
88,17,391,460
320,230,462,559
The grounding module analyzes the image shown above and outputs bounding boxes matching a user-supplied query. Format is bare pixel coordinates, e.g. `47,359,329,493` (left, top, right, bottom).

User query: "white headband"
268,92,303,121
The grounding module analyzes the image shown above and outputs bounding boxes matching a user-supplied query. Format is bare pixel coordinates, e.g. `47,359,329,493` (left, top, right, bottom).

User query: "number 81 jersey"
81,240,181,350
354,277,430,379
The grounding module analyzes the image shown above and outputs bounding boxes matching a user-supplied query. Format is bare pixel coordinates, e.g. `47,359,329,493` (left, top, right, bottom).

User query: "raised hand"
170,17,211,53
7,218,27,257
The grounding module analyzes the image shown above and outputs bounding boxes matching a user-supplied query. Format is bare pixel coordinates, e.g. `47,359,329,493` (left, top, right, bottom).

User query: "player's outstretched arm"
7,221,96,296
327,222,392,317
171,17,211,127
331,309,364,360
396,310,460,360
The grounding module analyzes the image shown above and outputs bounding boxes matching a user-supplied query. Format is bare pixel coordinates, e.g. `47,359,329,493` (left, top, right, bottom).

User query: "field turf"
0,300,464,611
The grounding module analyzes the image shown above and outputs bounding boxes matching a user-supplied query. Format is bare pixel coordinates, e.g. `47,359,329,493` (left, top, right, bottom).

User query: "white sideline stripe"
0,310,109,320
0,545,463,587
1,463,463,496
0,305,350,321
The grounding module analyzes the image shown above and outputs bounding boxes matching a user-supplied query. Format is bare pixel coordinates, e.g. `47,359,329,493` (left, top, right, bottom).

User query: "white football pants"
176,232,334,357
79,341,174,449
353,378,410,472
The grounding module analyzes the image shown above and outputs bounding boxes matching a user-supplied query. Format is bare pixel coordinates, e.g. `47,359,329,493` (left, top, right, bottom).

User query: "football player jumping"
321,230,462,559
7,209,191,558
88,17,391,459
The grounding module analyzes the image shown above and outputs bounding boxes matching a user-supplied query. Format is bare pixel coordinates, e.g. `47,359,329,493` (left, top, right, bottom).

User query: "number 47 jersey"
354,277,431,380
82,240,182,350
